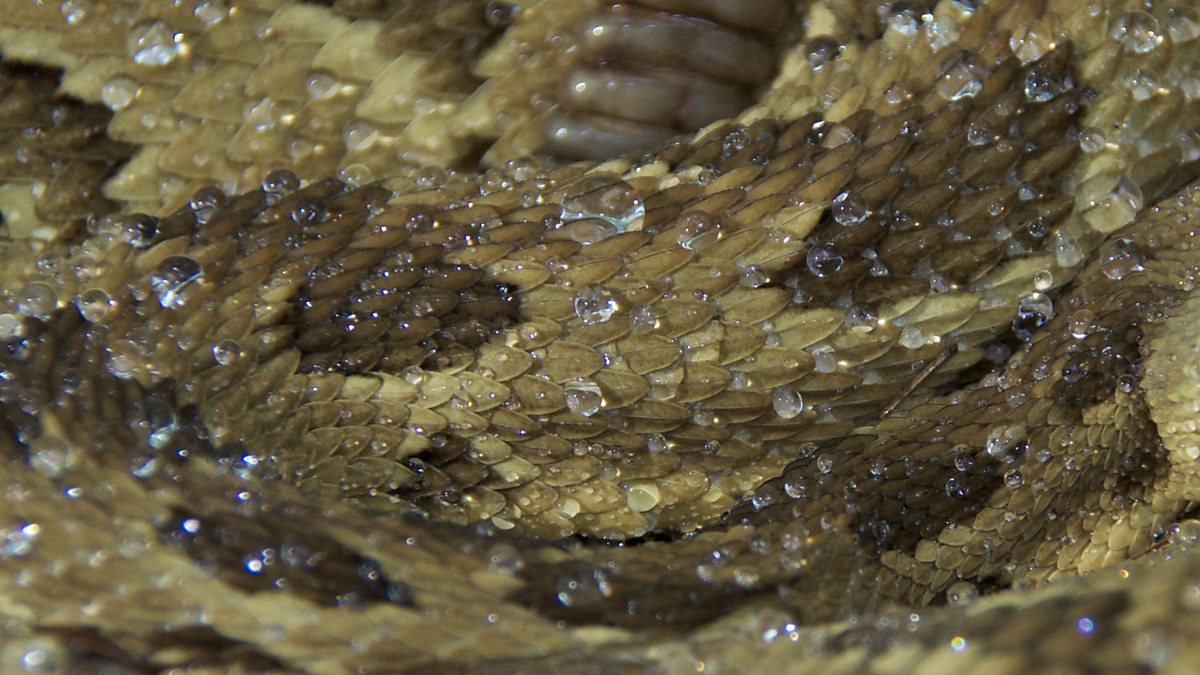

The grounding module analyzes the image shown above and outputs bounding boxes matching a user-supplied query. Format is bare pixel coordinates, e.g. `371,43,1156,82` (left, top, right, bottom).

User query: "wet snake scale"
2,0,1200,672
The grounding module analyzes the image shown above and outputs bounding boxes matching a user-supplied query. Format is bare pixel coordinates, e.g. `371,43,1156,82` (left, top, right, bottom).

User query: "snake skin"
1,0,1200,672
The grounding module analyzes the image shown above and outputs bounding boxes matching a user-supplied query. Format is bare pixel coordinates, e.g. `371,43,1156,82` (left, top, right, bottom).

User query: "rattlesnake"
1,0,1200,672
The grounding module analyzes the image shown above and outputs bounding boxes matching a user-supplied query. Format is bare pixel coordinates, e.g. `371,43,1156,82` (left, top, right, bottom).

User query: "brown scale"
0,61,132,242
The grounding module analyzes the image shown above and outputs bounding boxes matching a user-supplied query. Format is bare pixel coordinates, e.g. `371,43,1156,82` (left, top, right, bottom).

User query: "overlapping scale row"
0,21,1165,541
0,61,132,245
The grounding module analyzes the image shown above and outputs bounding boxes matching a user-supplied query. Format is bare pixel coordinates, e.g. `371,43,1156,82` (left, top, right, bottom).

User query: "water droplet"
1033,270,1053,290
16,283,57,320
1131,629,1174,668
1004,470,1023,488
0,523,40,558
261,169,300,199
1078,127,1107,153
886,11,918,36
966,121,993,145
1068,309,1095,339
502,156,541,183
1109,11,1163,54
806,242,843,277
1098,237,1145,280
812,349,837,373
194,0,230,26
985,424,1027,463
1116,374,1136,394
677,211,722,250
556,566,612,607
816,455,834,474
291,198,327,227
59,0,87,24
100,76,139,111
646,433,668,453
0,313,24,340
1166,6,1200,43
28,435,73,478
143,402,178,450
946,581,979,605
121,213,160,249
832,191,868,226
63,256,102,295
1023,63,1071,102
1013,292,1053,341
484,543,525,574
628,304,657,333
563,378,602,417
1054,230,1084,267
945,477,968,499
779,471,807,499
561,177,644,232
935,52,989,101
130,454,162,479
149,256,205,309
1127,68,1162,101
338,163,374,187
343,120,378,152
625,482,661,512
772,386,804,419
212,339,242,365
1009,21,1054,63
301,71,338,101
953,451,975,472
188,186,226,225
127,21,186,66
1173,520,1200,549
573,286,617,325
739,265,768,289
803,35,841,69
75,289,115,323
692,407,716,426
899,325,927,349
107,340,143,378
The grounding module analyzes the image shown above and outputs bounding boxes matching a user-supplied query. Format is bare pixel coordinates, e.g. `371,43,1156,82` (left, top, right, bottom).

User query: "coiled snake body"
1,0,1200,672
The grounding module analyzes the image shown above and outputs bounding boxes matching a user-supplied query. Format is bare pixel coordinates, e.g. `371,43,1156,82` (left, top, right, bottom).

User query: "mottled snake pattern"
2,0,1200,673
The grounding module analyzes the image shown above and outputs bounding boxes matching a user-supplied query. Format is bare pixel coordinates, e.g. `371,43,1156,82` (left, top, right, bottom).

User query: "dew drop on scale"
1099,237,1145,280
677,211,722,250
935,52,988,101
1109,11,1163,54
1068,309,1095,339
0,314,23,340
560,177,644,233
831,191,868,226
100,77,140,111
261,169,300,202
573,286,617,325
212,339,243,365
15,283,57,320
563,378,602,417
1013,292,1053,341
149,256,205,309
127,21,187,67
628,305,657,333
806,242,843,276
0,523,40,558
772,386,804,419
75,289,115,323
